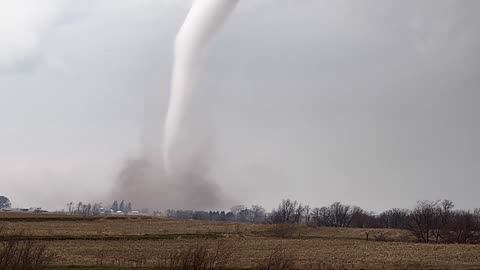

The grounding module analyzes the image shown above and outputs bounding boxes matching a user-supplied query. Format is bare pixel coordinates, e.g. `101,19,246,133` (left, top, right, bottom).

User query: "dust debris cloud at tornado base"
110,156,224,210
111,0,239,210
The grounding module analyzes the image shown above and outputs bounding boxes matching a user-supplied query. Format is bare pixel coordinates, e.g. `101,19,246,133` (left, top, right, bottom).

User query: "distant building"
0,207,48,213
127,210,141,216
112,210,125,216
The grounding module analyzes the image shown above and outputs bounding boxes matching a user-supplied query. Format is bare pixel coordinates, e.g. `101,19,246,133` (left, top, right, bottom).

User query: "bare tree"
474,208,480,228
310,207,322,227
407,200,439,243
66,202,74,215
270,199,303,224
0,196,11,209
237,209,254,223
432,200,454,242
252,205,266,224
293,203,304,224
92,203,102,216
76,202,83,214
81,204,88,217
310,207,331,227
380,208,409,229
230,205,247,221
86,203,92,216
444,210,479,244
329,202,353,227
350,207,371,228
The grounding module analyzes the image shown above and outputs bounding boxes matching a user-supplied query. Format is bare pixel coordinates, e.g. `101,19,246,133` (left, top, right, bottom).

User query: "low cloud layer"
0,0,94,73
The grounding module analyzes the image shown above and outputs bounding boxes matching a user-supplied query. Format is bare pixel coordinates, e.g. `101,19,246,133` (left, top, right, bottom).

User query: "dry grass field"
1,212,480,269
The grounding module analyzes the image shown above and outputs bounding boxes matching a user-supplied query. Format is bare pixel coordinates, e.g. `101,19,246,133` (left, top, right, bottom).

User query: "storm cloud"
1,0,478,211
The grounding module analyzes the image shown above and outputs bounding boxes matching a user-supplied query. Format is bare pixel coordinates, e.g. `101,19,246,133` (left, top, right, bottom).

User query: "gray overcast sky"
1,0,479,211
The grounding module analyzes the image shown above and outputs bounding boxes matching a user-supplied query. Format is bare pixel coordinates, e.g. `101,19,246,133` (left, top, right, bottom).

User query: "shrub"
0,228,53,270
158,241,232,270
256,245,295,270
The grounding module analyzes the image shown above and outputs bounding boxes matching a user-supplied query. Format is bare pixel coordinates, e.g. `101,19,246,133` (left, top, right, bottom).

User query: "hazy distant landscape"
1,197,480,269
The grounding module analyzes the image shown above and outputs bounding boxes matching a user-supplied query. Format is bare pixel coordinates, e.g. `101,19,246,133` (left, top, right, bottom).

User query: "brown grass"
157,241,233,270
41,238,480,269
256,245,296,270
264,224,300,239
0,213,260,237
1,213,480,269
0,227,53,270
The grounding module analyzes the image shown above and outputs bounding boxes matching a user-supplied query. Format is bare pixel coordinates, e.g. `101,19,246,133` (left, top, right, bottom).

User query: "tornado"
163,0,239,173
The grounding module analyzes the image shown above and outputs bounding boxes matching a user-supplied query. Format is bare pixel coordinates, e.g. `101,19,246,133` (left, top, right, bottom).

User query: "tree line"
167,199,480,244
4,194,479,244
66,200,133,216
165,204,267,224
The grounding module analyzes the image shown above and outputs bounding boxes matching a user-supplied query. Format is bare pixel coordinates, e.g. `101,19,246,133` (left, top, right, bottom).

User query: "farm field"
1,213,480,270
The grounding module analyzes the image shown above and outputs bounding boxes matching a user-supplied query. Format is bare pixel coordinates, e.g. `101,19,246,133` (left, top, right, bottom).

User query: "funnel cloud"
111,0,239,210
163,0,239,174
